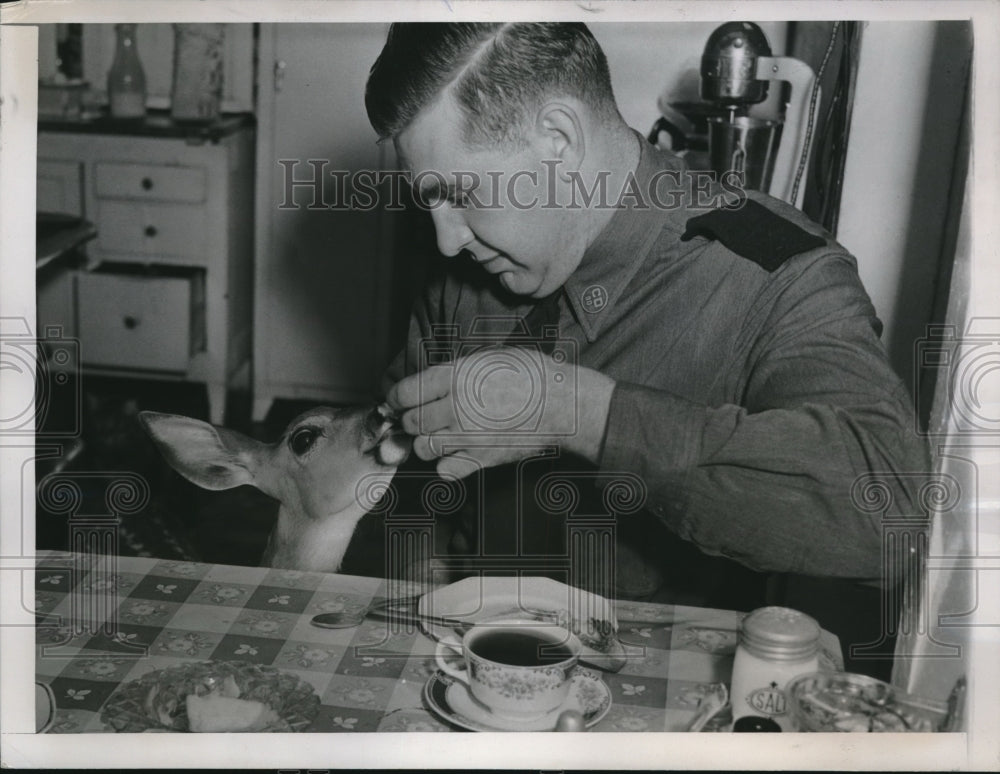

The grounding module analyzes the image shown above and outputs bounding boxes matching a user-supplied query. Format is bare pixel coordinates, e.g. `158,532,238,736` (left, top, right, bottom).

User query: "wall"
591,22,788,137
599,20,972,399
837,21,971,393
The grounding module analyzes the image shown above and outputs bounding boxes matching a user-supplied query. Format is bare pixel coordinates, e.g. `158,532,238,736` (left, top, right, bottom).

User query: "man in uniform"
365,22,928,678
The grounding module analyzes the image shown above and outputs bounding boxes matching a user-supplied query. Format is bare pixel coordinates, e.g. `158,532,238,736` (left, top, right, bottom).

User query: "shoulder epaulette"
680,199,827,272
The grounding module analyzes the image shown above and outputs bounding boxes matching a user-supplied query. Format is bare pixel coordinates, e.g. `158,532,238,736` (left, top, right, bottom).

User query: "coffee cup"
435,617,581,719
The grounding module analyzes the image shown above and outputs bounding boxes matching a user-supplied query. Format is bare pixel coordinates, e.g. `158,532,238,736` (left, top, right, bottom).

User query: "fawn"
138,405,410,573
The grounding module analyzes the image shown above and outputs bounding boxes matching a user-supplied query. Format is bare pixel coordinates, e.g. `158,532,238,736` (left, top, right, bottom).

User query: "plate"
100,660,320,732
418,576,626,671
423,667,612,732
35,682,56,733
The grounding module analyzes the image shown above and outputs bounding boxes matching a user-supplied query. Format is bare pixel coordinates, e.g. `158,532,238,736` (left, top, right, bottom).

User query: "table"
36,212,96,273
35,214,95,478
33,552,842,733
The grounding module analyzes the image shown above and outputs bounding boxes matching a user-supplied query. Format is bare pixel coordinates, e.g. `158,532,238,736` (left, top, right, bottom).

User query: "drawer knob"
141,177,154,190
123,316,139,330
144,225,158,238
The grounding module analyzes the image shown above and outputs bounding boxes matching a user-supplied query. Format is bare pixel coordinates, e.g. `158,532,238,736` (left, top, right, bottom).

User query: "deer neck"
263,503,367,573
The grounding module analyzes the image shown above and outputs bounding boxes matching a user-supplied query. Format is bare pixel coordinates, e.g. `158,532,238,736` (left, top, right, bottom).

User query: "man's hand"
385,346,615,479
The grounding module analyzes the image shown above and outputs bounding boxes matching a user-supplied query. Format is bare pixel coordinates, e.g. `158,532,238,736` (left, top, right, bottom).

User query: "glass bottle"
729,606,821,731
171,24,225,123
107,23,146,119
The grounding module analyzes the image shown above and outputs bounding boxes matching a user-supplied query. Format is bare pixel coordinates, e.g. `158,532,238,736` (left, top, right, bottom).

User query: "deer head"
138,406,410,572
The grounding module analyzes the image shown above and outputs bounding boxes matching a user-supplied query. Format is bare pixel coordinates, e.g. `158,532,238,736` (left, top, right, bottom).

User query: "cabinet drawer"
94,162,207,203
76,269,199,372
95,201,207,263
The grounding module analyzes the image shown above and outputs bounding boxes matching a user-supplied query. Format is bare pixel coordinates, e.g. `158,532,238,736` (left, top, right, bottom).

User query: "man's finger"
400,397,453,437
412,435,440,461
386,365,453,411
413,434,466,460
437,453,484,481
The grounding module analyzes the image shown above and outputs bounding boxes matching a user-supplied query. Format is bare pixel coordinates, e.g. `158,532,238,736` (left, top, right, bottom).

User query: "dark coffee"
471,629,575,667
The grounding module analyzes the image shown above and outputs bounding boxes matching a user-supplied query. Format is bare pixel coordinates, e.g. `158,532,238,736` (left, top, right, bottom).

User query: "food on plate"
788,672,948,732
186,694,280,732
101,661,320,733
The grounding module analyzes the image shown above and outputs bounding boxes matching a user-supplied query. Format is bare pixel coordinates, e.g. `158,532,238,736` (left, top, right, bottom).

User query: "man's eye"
429,192,464,208
289,427,319,456
419,191,445,208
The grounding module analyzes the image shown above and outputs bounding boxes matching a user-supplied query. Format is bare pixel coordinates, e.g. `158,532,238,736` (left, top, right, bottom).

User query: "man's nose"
430,204,474,257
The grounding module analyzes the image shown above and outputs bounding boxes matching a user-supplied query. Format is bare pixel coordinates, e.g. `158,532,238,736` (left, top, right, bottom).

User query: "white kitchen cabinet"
36,160,86,338
75,268,198,372
37,121,254,424
252,23,400,421
37,159,84,216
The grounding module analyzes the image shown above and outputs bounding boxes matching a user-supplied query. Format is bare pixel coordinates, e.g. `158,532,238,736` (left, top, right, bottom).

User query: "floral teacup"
435,617,581,720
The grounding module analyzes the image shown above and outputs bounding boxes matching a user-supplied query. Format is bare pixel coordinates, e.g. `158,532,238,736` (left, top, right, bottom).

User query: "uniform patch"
680,199,827,272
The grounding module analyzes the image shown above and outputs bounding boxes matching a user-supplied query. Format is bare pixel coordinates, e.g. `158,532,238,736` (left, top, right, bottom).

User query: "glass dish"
101,660,319,732
786,671,949,732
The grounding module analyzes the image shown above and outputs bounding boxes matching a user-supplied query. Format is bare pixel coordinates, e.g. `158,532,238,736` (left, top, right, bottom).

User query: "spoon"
309,592,427,630
555,709,586,731
685,683,729,732
309,611,366,629
309,599,472,632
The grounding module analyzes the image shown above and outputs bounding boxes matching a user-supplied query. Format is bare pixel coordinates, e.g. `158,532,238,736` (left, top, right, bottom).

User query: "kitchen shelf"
38,109,255,144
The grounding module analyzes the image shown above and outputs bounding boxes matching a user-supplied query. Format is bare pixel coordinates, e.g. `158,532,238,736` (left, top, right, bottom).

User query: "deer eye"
289,426,319,456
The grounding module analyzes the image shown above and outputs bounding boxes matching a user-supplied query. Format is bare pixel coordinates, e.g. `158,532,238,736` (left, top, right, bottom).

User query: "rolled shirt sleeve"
600,251,930,579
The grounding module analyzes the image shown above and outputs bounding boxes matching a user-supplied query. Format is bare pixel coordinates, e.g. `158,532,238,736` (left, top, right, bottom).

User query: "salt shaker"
729,606,820,731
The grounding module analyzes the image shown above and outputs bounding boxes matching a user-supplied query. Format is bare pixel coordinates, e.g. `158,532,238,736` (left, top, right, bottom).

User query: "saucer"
423,667,611,732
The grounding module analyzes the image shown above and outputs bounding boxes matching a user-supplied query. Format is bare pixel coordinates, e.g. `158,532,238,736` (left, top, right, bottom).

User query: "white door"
254,23,395,419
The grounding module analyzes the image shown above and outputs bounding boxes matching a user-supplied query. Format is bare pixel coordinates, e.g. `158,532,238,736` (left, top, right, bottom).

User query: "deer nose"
361,403,401,453
360,406,383,452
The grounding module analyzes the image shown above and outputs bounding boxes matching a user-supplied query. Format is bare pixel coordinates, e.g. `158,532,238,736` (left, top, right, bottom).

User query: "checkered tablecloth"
33,551,842,733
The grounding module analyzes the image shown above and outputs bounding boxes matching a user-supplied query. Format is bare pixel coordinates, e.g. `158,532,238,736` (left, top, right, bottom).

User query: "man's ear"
534,102,585,177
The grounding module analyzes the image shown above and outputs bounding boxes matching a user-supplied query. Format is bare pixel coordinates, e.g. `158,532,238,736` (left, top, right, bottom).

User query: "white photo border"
2,1,997,769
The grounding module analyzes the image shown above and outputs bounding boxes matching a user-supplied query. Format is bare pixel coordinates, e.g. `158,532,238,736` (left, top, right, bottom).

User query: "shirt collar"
562,132,690,342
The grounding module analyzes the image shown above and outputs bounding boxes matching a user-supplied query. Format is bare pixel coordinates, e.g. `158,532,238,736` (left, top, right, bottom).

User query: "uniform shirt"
385,135,929,583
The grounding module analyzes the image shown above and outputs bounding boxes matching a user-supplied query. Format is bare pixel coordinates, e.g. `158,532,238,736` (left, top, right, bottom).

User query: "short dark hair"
365,22,619,147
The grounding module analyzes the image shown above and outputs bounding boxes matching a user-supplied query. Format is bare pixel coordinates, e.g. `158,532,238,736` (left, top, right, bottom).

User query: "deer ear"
138,411,260,491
